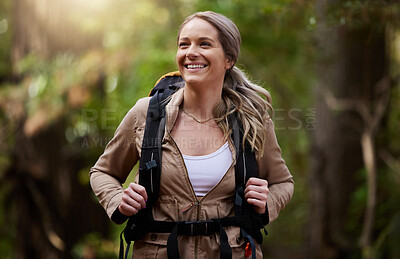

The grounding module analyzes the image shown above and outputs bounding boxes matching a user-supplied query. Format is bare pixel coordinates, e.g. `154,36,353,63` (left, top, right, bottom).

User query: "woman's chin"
182,75,204,86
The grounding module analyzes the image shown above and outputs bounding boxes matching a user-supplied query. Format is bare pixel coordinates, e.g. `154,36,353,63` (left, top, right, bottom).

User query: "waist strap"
167,219,232,259
121,216,257,259
142,216,244,233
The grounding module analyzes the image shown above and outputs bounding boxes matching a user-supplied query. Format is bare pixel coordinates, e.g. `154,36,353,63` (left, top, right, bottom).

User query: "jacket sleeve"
257,118,294,224
89,98,148,223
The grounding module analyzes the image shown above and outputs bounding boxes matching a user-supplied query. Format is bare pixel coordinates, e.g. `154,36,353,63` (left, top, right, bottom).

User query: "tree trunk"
309,0,388,258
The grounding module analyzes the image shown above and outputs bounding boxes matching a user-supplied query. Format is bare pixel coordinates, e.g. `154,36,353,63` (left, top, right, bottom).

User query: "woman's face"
176,18,232,88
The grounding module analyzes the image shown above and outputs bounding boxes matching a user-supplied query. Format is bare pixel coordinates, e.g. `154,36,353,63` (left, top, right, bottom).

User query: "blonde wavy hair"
178,11,273,157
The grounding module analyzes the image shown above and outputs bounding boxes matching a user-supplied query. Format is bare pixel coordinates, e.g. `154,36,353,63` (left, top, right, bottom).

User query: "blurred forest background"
0,0,399,258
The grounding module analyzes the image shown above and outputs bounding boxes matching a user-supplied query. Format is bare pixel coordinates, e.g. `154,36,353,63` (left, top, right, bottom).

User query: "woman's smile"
185,63,208,70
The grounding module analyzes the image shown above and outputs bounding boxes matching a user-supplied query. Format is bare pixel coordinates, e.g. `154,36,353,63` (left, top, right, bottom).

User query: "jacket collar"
165,87,184,133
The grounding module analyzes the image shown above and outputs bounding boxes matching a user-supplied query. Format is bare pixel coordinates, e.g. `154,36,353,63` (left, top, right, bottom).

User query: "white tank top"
182,142,233,197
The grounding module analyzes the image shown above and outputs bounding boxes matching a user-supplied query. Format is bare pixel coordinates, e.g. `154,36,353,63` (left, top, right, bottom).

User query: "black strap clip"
235,186,244,207
143,160,157,171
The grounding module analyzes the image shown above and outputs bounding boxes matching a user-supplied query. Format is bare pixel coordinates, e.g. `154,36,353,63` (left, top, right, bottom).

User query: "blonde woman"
90,11,294,258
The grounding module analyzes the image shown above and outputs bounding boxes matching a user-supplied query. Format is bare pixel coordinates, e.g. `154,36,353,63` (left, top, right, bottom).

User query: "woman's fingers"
122,190,145,209
118,183,148,216
244,189,268,201
119,202,139,216
246,198,267,210
129,182,148,202
125,183,148,208
245,177,269,189
244,177,269,214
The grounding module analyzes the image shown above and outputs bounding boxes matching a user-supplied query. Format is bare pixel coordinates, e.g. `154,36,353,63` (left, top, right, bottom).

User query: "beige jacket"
90,88,294,258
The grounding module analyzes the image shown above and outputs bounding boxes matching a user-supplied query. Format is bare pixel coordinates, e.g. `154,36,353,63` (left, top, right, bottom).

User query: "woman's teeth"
186,64,206,69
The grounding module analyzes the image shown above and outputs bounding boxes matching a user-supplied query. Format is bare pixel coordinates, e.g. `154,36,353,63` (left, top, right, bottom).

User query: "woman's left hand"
244,177,269,214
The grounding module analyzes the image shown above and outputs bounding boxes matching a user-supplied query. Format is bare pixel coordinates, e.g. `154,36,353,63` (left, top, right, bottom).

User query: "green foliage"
373,35,400,257
0,0,12,79
369,163,400,259
71,232,118,259
327,0,400,30
0,182,14,259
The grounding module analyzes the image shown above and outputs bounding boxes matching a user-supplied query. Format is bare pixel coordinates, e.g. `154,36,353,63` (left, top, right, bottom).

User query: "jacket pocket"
132,233,168,258
153,196,179,221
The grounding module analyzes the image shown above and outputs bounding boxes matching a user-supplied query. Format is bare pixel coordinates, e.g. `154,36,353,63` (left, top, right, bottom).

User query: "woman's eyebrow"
198,37,215,42
178,36,215,43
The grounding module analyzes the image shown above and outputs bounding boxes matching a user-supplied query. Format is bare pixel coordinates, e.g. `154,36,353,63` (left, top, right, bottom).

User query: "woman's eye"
179,42,189,47
201,42,211,47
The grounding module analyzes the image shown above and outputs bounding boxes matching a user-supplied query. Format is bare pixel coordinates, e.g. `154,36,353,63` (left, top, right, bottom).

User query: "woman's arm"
256,118,294,223
89,98,149,223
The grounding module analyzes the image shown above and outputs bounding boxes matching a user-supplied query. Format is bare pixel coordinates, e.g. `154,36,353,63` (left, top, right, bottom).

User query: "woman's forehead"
179,18,218,39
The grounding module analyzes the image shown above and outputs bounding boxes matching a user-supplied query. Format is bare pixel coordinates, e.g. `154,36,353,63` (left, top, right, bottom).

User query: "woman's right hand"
118,182,148,216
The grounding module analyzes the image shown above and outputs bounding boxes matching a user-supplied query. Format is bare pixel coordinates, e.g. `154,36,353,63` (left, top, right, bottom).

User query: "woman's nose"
186,45,199,59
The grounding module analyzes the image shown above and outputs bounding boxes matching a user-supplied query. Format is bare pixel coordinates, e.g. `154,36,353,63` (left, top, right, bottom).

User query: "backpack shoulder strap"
230,113,258,189
123,76,182,242
230,114,263,257
139,85,181,212
139,73,183,208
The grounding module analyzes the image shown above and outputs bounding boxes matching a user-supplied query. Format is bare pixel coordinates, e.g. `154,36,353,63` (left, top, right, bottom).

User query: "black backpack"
120,72,269,259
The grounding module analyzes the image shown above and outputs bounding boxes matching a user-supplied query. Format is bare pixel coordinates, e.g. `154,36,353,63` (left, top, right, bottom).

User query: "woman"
90,11,294,258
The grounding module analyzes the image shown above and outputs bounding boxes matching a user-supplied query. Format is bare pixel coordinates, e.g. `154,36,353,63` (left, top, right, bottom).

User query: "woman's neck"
182,83,222,120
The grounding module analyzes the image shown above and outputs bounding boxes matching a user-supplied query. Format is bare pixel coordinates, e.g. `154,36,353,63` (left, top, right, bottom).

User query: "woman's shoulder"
131,96,151,112
118,97,151,129
125,88,183,123
127,96,151,116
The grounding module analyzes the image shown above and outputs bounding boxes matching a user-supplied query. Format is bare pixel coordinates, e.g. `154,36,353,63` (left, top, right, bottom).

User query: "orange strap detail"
149,71,182,96
245,242,252,257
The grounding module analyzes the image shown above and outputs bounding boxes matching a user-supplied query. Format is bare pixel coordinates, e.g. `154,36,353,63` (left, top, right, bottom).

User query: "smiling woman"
90,11,294,259
176,18,232,95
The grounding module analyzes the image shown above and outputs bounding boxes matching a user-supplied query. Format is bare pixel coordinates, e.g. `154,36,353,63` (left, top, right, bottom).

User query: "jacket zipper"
166,129,200,258
190,139,236,258
166,126,236,258
167,130,199,201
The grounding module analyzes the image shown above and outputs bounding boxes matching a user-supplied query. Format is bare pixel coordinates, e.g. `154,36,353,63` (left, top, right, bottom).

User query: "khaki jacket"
90,88,294,258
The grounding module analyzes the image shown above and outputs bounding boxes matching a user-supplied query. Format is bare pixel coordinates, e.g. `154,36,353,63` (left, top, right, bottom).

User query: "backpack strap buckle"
177,220,216,236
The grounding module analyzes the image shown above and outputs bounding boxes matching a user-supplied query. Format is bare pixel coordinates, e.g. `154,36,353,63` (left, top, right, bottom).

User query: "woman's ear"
225,57,234,70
